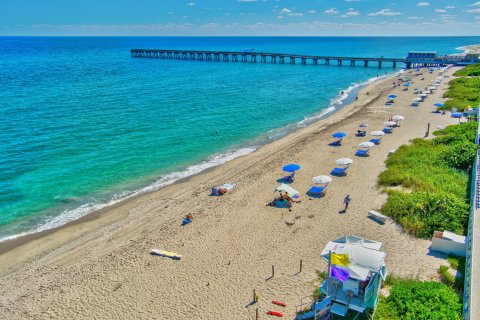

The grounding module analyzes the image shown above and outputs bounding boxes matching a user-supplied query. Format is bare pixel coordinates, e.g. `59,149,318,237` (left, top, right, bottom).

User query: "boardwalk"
130,49,405,68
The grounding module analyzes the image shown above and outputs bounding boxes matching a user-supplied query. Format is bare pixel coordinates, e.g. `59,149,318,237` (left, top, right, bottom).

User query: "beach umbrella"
335,158,353,166
387,94,397,99
421,90,430,94
392,115,405,121
403,83,411,87
283,163,301,172
434,103,444,107
332,132,347,139
371,131,385,136
359,142,375,148
419,94,428,98
413,97,423,102
312,175,333,184
428,86,436,90
384,121,397,127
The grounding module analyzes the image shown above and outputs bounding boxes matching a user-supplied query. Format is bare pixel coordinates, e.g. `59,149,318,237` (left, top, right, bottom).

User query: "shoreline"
0,63,461,319
0,72,392,245
0,71,396,275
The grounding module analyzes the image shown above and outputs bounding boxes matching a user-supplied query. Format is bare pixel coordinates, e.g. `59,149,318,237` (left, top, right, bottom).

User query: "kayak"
272,300,287,307
267,311,284,317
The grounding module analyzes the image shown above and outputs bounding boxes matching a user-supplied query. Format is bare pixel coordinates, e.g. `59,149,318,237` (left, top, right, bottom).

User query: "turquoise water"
1,36,479,241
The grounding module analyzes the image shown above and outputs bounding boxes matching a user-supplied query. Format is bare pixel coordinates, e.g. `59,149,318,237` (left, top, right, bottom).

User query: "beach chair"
307,185,326,197
355,149,370,157
369,138,382,145
279,172,295,183
368,210,387,223
382,127,393,134
355,131,366,137
330,167,348,176
329,139,342,146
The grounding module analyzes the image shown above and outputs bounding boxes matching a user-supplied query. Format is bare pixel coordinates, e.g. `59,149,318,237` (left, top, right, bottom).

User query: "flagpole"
327,250,331,279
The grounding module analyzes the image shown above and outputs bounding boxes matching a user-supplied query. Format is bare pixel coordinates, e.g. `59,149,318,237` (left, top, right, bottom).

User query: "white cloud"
346,9,360,16
435,9,447,13
475,16,480,19
308,10,317,14
345,0,360,2
279,8,304,17
407,16,421,19
445,6,455,9
186,2,195,6
466,8,480,13
417,2,430,6
237,0,257,2
324,8,339,14
368,9,401,16
471,1,480,6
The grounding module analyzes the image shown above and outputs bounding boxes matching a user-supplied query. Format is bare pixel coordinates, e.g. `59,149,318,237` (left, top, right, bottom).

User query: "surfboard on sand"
266,311,284,317
150,249,182,260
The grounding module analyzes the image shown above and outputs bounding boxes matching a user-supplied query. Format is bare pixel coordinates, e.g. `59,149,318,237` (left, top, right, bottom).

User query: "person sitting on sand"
186,213,193,220
267,192,285,207
218,187,228,195
284,192,301,211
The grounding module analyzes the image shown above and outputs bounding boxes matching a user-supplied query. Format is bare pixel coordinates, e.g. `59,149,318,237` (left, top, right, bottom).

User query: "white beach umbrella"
392,115,405,121
384,121,397,127
371,131,385,136
437,76,444,80
422,90,430,94
359,142,375,148
312,175,333,184
413,97,423,102
428,86,436,90
419,94,428,98
335,158,353,166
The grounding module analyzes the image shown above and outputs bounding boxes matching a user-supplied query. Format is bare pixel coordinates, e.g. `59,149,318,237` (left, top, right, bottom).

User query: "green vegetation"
442,63,480,111
454,63,480,77
379,122,477,238
438,255,466,293
443,77,480,111
374,280,462,320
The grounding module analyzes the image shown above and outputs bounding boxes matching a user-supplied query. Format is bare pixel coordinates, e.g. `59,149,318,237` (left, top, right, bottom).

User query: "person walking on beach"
343,195,351,211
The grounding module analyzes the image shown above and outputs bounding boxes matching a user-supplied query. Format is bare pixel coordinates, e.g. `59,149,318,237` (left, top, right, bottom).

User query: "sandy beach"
0,66,461,319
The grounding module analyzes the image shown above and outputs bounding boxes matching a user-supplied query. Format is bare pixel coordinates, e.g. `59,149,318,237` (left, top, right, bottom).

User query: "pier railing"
130,49,405,68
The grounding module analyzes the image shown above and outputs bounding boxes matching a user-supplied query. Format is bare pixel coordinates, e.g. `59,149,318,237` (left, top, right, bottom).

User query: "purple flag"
331,265,349,282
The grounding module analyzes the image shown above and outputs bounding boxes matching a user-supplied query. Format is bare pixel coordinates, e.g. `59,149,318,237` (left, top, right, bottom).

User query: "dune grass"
454,63,480,77
443,77,480,111
378,122,477,238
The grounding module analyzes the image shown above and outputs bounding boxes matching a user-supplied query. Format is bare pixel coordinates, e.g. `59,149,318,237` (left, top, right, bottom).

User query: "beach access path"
0,67,460,319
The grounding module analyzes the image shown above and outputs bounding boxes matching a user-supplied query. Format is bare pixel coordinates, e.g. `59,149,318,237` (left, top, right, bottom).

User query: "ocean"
1,36,479,242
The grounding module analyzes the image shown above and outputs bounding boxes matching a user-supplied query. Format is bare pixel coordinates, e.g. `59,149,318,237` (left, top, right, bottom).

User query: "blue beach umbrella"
283,163,301,172
434,103,444,107
403,83,411,87
387,94,397,99
332,132,347,139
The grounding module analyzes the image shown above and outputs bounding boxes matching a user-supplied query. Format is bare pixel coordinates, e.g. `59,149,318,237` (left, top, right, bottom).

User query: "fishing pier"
131,49,405,68
130,49,480,69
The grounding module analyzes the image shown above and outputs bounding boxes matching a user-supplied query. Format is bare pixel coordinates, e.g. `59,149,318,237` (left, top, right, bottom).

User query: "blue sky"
1,0,480,36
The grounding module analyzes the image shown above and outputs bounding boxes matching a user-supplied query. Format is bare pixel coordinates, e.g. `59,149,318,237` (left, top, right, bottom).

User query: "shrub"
384,280,462,320
454,63,480,77
442,77,480,111
440,141,478,171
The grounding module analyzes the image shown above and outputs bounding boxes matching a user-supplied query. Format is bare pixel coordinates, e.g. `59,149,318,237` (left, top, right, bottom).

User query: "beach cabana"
280,163,300,183
275,183,300,198
331,158,353,176
319,236,387,317
307,175,332,197
355,142,374,157
431,230,466,257
331,132,346,146
369,131,384,144
392,115,404,122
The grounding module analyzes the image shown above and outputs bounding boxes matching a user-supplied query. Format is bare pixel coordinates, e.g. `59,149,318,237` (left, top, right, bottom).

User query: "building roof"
320,236,386,281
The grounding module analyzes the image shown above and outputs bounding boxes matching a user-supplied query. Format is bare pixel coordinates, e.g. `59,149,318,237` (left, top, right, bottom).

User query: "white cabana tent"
275,183,300,198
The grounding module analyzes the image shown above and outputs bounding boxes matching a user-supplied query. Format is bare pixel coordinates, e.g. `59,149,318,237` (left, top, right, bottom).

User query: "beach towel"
211,183,237,195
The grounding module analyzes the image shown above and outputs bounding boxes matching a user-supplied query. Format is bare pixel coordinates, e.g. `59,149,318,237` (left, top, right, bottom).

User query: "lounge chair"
330,167,348,176
369,138,381,145
329,139,342,146
355,131,366,137
307,185,326,197
382,127,393,134
355,149,369,157
368,210,387,223
279,172,295,183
